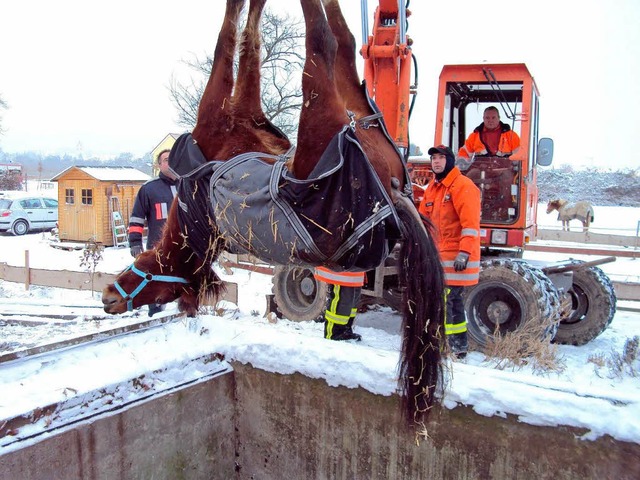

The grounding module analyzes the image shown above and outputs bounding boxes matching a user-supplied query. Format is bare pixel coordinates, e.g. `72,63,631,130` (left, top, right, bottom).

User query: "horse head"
546,199,560,213
101,202,224,317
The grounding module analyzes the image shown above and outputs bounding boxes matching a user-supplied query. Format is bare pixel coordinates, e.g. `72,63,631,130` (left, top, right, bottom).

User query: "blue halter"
114,264,190,312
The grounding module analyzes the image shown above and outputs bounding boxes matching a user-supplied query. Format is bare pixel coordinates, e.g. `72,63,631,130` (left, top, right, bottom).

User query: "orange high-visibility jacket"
458,122,520,158
418,167,481,286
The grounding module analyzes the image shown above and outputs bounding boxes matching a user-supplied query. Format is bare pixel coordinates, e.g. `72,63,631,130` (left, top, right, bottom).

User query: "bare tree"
169,9,304,138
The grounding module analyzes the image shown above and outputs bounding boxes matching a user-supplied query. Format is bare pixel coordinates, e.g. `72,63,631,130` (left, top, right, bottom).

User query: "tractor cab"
432,63,553,253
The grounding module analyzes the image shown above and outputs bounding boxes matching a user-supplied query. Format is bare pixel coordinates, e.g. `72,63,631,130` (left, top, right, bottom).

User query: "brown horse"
101,0,445,423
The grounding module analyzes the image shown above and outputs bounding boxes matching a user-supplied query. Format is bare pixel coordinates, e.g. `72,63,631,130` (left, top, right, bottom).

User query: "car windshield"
0,199,12,209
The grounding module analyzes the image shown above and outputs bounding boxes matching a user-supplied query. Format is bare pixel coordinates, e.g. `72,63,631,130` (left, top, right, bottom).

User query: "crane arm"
360,0,413,154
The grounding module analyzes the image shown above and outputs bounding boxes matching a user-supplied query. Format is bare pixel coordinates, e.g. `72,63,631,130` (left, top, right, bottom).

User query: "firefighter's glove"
130,245,143,257
453,252,470,271
455,156,472,171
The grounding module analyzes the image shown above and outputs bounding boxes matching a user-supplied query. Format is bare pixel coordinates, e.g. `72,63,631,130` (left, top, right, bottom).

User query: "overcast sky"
1,0,638,169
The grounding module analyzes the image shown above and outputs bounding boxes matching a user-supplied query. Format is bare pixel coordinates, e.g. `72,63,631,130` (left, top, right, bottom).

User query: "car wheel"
11,219,29,236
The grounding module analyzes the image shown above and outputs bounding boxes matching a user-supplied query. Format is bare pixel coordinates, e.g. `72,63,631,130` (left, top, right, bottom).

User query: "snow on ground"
1,204,640,448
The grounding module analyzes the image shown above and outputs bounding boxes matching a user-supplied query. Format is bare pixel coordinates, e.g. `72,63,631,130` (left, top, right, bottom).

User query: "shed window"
65,189,75,205
81,189,93,205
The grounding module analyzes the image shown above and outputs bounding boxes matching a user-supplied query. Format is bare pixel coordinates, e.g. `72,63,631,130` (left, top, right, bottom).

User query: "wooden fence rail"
536,228,640,248
0,262,240,305
0,262,116,292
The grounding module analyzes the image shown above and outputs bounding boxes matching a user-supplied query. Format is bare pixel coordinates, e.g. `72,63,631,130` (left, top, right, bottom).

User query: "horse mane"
156,200,226,311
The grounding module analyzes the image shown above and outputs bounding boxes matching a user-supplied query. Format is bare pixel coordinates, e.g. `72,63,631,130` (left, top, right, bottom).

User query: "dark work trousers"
445,285,468,354
323,284,361,339
445,286,467,335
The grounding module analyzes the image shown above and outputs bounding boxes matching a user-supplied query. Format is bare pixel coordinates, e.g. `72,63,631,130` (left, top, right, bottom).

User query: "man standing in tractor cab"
128,148,178,317
458,106,520,159
314,267,365,341
419,145,481,358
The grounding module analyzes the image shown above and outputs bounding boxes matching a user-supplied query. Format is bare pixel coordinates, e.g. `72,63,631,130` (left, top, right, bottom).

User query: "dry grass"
480,317,565,374
589,336,639,379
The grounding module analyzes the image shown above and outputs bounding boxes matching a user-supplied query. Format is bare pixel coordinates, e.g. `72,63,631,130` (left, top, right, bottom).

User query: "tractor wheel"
272,265,327,322
554,263,616,346
463,259,561,347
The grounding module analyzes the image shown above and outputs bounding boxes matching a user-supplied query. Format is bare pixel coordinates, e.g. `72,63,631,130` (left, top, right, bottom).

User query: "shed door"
76,188,96,240
63,186,97,241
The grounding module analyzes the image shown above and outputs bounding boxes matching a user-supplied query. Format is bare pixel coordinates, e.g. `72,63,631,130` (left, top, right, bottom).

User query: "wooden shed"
50,166,151,246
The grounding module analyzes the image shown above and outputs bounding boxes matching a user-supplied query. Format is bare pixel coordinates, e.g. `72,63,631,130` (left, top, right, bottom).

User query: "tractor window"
462,102,522,147
441,80,525,226
442,81,524,155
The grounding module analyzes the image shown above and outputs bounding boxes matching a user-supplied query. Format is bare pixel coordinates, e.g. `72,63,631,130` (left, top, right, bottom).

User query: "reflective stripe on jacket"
458,121,520,158
314,267,365,287
418,167,481,286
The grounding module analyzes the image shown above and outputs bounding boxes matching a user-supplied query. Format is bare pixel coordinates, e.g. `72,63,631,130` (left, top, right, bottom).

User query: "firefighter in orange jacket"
458,106,520,159
419,145,481,358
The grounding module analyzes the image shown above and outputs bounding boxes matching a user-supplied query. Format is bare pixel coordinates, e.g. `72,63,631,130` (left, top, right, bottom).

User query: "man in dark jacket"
128,148,177,316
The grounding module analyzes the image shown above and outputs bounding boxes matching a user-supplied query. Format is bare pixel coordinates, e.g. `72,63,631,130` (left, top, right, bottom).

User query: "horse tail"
394,196,446,424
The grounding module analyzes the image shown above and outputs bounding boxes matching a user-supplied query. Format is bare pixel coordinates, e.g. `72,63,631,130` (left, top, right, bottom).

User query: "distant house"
50,166,151,246
151,133,181,176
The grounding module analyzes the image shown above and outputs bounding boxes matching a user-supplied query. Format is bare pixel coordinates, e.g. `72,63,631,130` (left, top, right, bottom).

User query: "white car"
0,194,59,235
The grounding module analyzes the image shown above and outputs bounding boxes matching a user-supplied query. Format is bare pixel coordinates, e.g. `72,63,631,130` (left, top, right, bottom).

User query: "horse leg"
322,0,363,103
394,193,445,424
232,0,291,150
321,0,404,195
294,0,348,179
192,0,245,159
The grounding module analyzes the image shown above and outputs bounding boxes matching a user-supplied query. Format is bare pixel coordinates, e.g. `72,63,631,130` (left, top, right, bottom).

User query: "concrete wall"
2,364,640,480
0,374,237,480
233,363,640,480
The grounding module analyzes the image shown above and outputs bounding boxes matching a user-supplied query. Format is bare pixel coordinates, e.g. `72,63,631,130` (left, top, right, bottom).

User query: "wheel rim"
563,284,589,325
284,268,318,311
14,221,28,235
466,281,527,336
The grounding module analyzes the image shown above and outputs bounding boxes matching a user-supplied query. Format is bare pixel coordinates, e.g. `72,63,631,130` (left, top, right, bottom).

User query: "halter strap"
114,264,189,312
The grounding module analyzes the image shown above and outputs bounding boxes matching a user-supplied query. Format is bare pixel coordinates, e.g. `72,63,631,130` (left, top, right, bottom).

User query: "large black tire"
463,259,561,347
272,265,327,322
554,264,617,346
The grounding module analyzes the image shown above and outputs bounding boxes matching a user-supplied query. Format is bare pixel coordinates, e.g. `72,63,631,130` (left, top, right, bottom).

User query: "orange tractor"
272,0,616,346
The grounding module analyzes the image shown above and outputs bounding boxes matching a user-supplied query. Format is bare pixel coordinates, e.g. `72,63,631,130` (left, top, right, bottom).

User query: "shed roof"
151,133,181,155
50,166,152,182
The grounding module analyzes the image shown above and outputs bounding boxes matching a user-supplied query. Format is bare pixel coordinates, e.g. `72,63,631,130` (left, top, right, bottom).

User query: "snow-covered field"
1,204,639,448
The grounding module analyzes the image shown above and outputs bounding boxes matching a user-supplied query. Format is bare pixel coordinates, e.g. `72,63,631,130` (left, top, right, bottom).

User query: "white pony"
546,199,595,232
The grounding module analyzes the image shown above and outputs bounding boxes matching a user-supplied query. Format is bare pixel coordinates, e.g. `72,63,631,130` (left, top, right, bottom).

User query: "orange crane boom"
360,0,413,155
